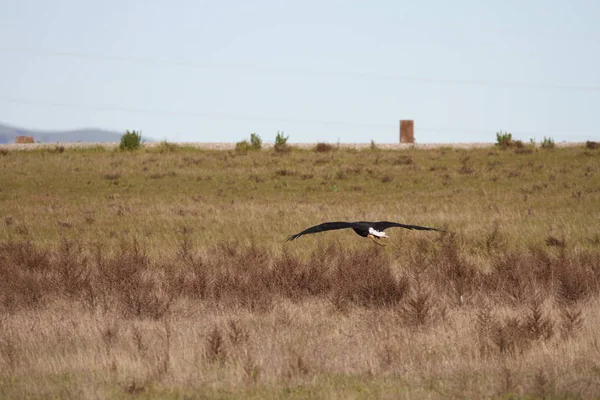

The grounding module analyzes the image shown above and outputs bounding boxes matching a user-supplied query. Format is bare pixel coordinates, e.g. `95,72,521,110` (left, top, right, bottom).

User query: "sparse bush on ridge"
496,130,514,149
315,142,333,152
370,139,378,151
274,130,290,153
119,130,143,151
541,136,556,149
235,133,262,153
250,133,262,150
234,139,251,153
235,139,252,154
586,140,599,149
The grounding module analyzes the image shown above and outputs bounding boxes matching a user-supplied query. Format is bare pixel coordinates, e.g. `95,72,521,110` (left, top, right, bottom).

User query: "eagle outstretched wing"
369,221,446,232
286,221,356,241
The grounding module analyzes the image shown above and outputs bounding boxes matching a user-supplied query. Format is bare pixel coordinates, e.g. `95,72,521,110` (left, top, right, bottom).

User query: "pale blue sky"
1,0,599,143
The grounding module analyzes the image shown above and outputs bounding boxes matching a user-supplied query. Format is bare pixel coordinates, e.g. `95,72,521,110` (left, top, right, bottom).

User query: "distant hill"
0,122,153,144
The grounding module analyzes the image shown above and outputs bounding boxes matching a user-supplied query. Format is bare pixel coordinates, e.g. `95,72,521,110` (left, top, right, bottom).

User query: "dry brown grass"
0,237,599,398
0,144,599,398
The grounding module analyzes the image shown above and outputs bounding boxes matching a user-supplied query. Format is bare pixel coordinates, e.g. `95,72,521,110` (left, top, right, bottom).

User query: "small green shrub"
236,133,262,153
235,140,252,153
274,131,290,153
119,130,143,151
250,133,262,150
541,137,555,149
496,131,513,149
370,140,378,151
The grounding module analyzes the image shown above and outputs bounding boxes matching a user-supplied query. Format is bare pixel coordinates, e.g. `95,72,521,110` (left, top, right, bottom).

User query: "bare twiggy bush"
435,234,477,305
402,289,435,327
484,302,554,356
481,224,507,255
523,300,554,341
400,250,446,327
154,318,172,379
206,326,227,364
556,271,589,306
545,235,566,248
0,240,51,272
286,352,310,379
487,252,537,304
227,320,250,346
0,335,18,370
53,239,91,299
333,247,407,308
243,356,262,383
0,241,52,311
90,240,180,319
475,304,497,357
210,242,273,311
498,364,516,395
551,249,599,307
100,319,120,357
131,326,148,356
480,244,600,308
96,239,148,287
176,227,195,262
182,255,210,300
558,304,584,339
492,315,529,355
271,248,331,299
117,271,179,320
533,368,555,399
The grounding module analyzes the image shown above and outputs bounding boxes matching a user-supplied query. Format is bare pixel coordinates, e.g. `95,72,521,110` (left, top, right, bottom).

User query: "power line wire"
3,95,595,138
1,96,395,129
2,46,599,92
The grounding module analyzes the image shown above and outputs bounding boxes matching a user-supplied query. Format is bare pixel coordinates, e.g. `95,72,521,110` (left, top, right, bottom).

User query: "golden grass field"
0,142,599,399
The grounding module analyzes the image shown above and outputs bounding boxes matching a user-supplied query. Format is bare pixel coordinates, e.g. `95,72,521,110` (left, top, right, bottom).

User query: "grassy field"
0,142,599,399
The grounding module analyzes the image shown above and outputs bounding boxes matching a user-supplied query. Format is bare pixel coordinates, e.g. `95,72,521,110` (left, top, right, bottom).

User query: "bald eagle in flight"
287,221,445,246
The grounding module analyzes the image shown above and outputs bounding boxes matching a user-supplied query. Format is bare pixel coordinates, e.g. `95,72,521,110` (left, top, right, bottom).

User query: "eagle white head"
368,227,388,238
